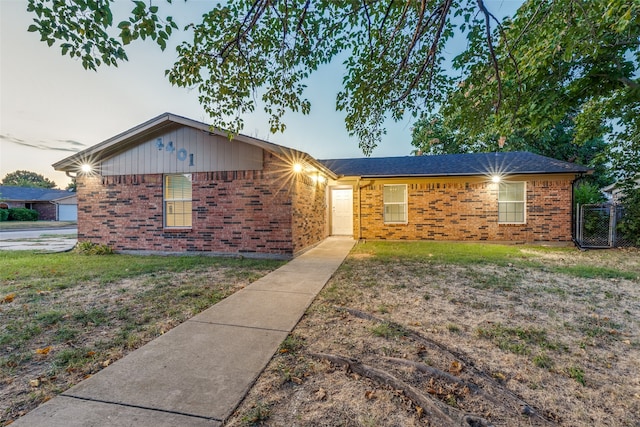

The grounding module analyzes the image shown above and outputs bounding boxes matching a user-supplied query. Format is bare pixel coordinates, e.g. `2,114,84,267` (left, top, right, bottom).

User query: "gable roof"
319,151,591,178
52,113,591,181
0,186,75,202
52,113,337,179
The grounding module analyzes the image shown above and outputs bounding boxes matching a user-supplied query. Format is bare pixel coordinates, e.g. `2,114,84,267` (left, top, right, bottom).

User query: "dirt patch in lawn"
227,247,640,426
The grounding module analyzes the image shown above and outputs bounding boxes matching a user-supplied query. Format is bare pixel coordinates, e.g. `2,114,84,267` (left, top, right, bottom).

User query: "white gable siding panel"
101,127,263,175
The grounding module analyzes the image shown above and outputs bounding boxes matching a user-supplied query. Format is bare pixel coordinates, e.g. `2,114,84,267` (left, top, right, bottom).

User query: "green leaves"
26,0,472,152
26,0,126,70
168,1,344,138
25,0,178,70
1,170,57,188
434,0,638,187
116,1,178,50
25,0,638,161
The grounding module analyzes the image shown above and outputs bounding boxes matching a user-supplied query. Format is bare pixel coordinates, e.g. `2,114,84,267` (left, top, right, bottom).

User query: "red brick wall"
76,152,317,256
4,202,55,220
357,176,575,243
291,174,329,254
33,202,57,221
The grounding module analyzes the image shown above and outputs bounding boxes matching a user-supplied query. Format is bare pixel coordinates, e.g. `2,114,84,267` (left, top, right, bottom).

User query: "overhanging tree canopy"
23,0,511,154
25,0,639,161
442,0,638,148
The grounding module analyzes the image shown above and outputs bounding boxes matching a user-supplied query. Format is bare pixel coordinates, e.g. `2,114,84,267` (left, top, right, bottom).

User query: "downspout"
571,173,586,248
355,177,361,240
49,200,58,222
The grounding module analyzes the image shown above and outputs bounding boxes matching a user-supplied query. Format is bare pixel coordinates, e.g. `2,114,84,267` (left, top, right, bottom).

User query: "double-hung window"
498,182,526,223
383,184,407,224
164,174,192,228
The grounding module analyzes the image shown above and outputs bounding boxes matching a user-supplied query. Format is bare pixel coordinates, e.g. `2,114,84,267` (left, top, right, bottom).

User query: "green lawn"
352,240,639,279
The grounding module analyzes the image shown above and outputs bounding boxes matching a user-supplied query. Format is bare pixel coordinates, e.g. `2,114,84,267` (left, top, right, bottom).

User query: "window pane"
384,204,406,223
498,182,525,223
383,185,407,223
384,185,405,203
165,174,192,200
165,174,192,227
167,201,192,227
499,182,524,202
499,202,524,223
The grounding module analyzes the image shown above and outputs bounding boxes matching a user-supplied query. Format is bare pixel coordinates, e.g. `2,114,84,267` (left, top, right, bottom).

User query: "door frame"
330,186,354,236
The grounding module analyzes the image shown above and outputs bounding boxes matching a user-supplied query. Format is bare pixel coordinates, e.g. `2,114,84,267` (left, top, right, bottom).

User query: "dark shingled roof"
319,151,591,178
0,186,74,202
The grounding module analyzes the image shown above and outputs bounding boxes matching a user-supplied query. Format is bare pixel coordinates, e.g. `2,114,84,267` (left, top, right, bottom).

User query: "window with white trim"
164,174,192,228
383,184,407,223
498,182,526,223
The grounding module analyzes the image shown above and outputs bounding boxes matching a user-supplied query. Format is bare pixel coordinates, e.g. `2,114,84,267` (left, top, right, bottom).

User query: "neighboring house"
52,193,79,221
52,113,590,258
0,186,78,221
602,178,640,203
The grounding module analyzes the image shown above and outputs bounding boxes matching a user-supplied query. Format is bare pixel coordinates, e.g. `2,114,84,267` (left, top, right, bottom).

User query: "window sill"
164,227,193,232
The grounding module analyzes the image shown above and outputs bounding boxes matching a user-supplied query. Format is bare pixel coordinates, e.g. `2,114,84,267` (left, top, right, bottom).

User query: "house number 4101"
156,138,195,166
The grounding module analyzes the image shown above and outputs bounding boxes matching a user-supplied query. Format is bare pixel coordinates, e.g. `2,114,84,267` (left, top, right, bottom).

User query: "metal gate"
576,204,632,248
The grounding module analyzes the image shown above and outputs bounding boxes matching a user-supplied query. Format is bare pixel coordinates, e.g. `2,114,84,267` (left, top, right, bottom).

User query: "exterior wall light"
492,175,501,183
311,173,325,184
293,163,303,173
81,164,93,173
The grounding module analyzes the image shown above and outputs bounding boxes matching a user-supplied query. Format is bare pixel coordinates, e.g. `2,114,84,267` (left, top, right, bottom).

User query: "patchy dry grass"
0,251,284,425
228,243,640,427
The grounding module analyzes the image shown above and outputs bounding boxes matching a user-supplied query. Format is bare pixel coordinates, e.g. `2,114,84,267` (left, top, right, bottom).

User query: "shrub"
617,187,640,246
8,208,38,221
574,182,605,207
0,209,8,221
75,241,114,255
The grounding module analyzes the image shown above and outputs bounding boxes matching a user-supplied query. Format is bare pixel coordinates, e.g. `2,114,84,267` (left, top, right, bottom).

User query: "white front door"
331,188,353,235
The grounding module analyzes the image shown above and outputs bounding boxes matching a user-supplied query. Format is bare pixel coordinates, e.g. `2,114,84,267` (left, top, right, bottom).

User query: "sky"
0,0,522,188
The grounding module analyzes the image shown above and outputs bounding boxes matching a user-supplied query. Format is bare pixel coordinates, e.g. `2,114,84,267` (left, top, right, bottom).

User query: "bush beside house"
6,208,39,221
0,207,41,222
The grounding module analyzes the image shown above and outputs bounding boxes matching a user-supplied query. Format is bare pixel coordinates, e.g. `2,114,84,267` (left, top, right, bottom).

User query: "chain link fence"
576,204,635,248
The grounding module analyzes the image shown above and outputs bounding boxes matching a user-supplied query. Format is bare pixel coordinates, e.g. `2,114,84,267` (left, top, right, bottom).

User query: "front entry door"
331,188,353,235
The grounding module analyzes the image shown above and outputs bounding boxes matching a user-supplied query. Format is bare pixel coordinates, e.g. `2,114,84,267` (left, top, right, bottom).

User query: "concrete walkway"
12,237,355,427
0,228,77,252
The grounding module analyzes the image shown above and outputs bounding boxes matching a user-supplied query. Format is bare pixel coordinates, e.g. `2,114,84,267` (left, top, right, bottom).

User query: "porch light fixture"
491,175,501,183
311,173,326,184
80,164,93,174
293,163,303,173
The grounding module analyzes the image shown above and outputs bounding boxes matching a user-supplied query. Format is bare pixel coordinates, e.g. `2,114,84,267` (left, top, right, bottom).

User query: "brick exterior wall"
356,176,575,243
33,202,57,221
291,174,329,254
77,152,326,257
